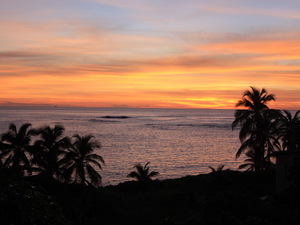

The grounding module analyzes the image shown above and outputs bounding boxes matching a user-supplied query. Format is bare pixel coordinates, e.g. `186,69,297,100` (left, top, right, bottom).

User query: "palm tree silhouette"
276,110,300,152
31,124,70,180
127,162,159,182
235,86,275,111
0,123,34,174
232,87,279,172
61,134,104,187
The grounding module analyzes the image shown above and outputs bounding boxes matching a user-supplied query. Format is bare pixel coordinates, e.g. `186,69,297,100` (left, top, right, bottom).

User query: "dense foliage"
232,87,300,172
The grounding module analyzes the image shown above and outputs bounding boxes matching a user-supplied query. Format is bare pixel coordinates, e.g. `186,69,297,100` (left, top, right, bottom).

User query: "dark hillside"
2,169,298,225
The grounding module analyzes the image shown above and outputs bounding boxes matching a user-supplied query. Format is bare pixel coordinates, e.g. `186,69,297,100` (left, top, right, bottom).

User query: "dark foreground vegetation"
1,168,300,225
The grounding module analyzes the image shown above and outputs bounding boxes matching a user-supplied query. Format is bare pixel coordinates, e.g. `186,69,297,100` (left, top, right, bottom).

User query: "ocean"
0,107,242,185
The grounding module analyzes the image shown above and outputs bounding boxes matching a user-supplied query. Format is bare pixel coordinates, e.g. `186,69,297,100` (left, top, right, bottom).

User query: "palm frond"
127,171,139,178
8,123,17,134
86,154,105,164
87,158,103,170
86,164,102,187
232,110,253,130
148,171,159,178
236,138,253,159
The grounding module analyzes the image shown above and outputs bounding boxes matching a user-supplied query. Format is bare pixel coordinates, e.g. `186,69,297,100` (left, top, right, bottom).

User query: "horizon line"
1,105,298,111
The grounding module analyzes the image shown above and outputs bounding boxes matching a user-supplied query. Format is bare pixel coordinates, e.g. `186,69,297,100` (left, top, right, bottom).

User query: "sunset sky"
1,0,300,109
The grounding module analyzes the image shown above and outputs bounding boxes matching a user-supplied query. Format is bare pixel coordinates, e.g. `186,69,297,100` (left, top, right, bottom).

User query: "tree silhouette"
276,110,300,152
235,86,275,111
127,162,159,182
60,134,104,187
0,123,34,174
232,87,280,172
31,124,70,180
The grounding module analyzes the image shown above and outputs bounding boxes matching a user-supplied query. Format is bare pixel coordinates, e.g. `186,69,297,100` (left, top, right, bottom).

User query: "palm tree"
0,123,34,174
127,162,159,182
31,124,70,180
232,87,279,172
276,110,300,152
61,134,104,187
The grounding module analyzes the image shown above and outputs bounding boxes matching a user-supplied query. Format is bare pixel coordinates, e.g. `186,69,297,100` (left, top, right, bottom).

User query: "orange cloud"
1,14,300,109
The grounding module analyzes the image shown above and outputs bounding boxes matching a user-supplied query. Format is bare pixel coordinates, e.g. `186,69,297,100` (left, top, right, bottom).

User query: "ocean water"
0,107,242,185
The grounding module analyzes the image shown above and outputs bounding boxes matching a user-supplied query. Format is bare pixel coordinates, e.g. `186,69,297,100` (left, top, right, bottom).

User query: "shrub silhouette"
127,162,159,182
